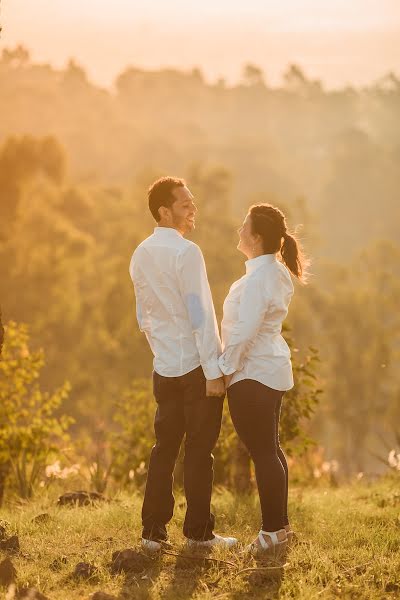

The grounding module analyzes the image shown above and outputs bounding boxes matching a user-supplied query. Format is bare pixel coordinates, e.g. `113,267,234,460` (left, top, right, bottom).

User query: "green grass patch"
0,477,399,599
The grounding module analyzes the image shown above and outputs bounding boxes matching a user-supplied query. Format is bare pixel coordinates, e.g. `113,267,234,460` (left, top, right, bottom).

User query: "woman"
218,203,308,557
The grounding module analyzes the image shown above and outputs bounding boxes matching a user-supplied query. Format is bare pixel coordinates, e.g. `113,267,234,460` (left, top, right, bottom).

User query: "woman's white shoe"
248,529,288,558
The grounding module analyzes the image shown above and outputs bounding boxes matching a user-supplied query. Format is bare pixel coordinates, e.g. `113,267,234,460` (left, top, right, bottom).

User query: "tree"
62,59,89,88
283,63,322,96
313,241,400,473
0,135,66,237
1,45,30,67
242,63,266,87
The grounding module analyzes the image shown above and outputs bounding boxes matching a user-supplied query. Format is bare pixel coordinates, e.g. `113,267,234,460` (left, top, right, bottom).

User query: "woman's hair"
249,203,309,282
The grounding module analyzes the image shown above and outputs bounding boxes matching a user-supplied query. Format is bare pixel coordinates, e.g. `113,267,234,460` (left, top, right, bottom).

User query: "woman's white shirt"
218,254,294,391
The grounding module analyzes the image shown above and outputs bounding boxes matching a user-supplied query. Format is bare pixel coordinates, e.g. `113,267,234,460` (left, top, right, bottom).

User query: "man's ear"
158,206,170,221
255,233,263,246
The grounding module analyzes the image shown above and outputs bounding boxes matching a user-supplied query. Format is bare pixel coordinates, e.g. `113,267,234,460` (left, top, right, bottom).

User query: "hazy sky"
3,0,400,88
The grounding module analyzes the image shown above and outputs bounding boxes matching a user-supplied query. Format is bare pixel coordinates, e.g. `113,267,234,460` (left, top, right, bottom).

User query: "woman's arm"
218,275,270,376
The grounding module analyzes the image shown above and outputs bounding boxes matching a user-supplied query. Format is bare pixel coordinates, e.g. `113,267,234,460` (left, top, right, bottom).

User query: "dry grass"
0,475,399,599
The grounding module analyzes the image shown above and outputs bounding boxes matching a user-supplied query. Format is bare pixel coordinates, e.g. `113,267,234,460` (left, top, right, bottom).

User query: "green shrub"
111,378,154,488
0,321,73,499
111,334,321,490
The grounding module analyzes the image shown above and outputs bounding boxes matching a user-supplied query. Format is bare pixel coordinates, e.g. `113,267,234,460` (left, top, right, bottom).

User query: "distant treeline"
1,45,400,259
1,47,399,475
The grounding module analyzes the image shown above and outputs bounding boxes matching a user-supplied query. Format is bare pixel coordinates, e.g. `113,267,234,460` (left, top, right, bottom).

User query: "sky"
2,0,400,88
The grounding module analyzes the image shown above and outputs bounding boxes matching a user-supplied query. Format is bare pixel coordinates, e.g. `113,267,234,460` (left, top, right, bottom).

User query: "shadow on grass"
159,547,214,600
230,550,287,600
113,545,287,599
114,547,210,600
116,554,163,600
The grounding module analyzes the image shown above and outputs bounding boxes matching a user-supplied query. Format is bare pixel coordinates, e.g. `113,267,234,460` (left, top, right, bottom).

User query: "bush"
111,335,322,491
111,379,154,488
0,321,73,500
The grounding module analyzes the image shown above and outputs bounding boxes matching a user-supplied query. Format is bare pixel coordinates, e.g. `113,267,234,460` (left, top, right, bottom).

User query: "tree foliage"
1,48,399,478
0,322,73,499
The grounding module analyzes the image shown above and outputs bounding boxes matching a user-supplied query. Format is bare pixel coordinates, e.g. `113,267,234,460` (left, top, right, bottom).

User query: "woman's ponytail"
249,204,309,283
281,231,308,283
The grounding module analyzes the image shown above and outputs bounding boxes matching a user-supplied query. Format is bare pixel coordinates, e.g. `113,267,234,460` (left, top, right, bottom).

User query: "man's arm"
129,252,151,335
177,244,224,394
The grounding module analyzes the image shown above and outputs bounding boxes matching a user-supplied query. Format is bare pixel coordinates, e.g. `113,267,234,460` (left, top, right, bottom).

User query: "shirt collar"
153,226,183,238
245,253,277,274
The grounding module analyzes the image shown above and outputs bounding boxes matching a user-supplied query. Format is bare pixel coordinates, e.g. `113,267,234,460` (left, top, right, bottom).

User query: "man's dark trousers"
142,366,223,542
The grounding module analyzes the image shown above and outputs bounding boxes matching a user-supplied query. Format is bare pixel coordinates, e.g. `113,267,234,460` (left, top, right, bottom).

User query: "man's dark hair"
148,176,186,222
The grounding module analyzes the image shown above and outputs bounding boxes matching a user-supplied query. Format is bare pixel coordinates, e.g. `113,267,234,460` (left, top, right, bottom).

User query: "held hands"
224,374,233,388
206,373,234,398
206,377,226,398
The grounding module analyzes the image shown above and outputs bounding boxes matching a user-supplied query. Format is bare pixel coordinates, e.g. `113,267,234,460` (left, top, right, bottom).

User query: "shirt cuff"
218,354,236,376
202,359,224,380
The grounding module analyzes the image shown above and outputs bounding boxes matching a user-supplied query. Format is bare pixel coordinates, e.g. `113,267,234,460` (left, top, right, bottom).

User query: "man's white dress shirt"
129,227,222,380
219,254,294,391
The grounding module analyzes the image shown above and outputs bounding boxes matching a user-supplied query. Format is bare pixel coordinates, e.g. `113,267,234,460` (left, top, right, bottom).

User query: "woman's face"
237,214,261,258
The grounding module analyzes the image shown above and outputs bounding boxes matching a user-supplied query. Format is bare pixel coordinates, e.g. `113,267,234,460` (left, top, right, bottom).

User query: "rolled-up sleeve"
218,276,270,375
177,244,222,380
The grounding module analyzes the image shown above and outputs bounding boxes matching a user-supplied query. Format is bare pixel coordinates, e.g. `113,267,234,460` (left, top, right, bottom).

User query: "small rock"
17,588,50,599
0,557,17,587
73,561,98,580
90,592,117,600
385,582,400,593
58,491,106,507
0,535,20,554
32,513,52,524
49,555,68,571
110,549,152,575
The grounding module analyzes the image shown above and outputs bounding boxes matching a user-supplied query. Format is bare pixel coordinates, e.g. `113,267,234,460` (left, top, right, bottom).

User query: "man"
129,176,237,552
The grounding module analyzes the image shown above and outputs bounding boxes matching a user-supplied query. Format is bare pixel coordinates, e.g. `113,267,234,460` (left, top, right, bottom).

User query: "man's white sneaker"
141,538,162,553
186,534,238,549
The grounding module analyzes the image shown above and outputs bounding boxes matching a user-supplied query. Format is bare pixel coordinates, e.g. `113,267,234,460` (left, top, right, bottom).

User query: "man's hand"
206,377,226,398
224,374,233,389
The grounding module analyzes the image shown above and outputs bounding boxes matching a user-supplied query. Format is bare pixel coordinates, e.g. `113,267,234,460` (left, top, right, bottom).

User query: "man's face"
169,186,197,235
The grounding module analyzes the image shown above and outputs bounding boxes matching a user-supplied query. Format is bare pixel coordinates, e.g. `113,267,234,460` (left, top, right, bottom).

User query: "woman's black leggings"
228,379,289,532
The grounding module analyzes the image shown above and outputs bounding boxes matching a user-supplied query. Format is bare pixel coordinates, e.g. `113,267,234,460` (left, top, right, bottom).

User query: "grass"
0,476,399,599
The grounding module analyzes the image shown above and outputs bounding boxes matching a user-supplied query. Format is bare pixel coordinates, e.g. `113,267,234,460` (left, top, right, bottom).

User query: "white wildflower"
45,460,62,478
388,449,400,470
45,461,80,479
321,461,331,473
331,460,339,473
313,468,321,479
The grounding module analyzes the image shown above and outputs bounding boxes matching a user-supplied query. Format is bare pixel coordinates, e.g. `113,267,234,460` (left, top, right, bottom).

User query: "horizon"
2,0,400,89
